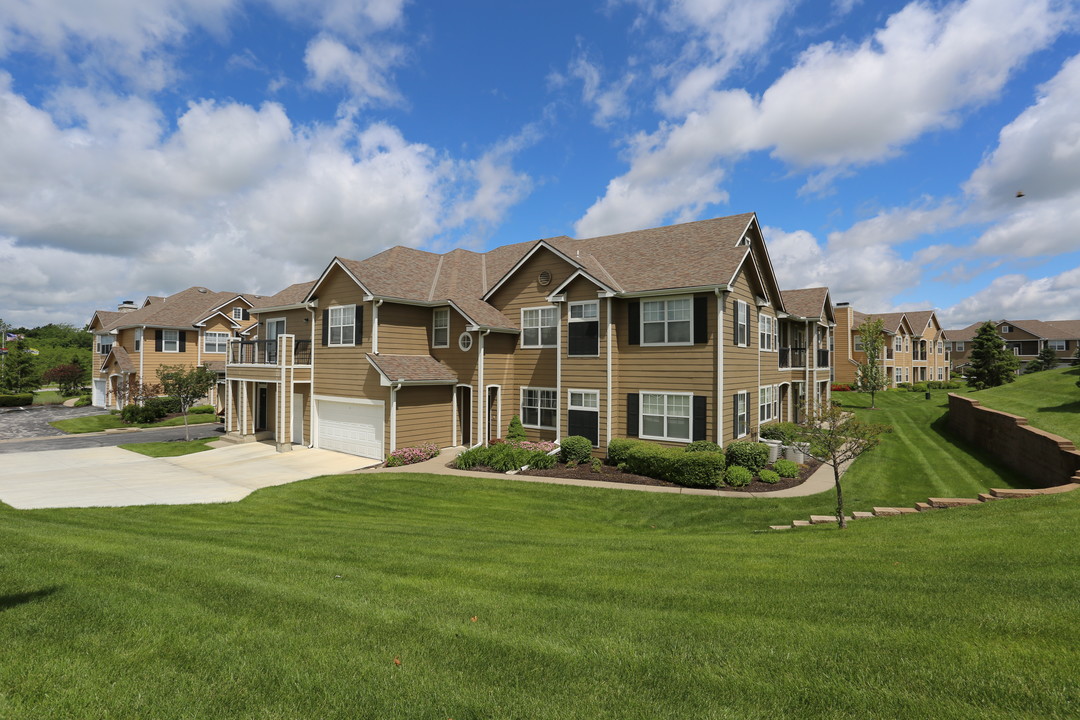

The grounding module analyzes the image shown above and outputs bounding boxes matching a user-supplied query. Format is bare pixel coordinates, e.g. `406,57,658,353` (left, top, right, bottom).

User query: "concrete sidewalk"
0,443,379,509
364,447,841,497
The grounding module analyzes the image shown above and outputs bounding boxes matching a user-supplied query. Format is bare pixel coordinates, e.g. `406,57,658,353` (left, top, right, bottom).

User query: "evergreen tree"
966,322,1019,390
854,318,888,408
1025,345,1060,373
0,339,43,394
1072,344,1080,367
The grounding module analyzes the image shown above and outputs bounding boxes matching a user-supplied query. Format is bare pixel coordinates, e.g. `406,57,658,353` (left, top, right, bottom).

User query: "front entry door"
256,386,268,430
265,319,285,363
487,387,499,444
457,386,472,446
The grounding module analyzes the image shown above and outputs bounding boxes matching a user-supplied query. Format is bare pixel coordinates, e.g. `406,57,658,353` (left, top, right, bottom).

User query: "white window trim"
758,313,777,352
203,330,229,354
1049,340,1066,351
568,300,599,321
758,384,780,424
734,390,749,439
458,332,473,352
895,367,902,384
520,305,558,349
521,386,557,429
134,329,142,352
232,307,243,320
1000,325,1011,333
96,334,114,355
640,296,694,347
328,304,356,347
162,329,180,353
432,308,450,349
955,341,965,352
735,300,749,347
568,388,599,411
639,390,693,443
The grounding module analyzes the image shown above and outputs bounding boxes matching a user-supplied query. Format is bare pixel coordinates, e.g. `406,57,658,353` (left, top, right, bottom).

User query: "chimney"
117,300,138,313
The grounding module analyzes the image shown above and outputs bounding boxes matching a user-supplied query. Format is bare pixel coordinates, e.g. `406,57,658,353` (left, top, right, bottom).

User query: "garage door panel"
316,400,383,458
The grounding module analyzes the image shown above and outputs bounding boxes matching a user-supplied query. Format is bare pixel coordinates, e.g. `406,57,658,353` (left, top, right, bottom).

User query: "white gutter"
555,302,563,442
308,301,317,448
605,296,613,447
478,329,490,444
390,382,400,452
715,288,727,444
372,299,383,355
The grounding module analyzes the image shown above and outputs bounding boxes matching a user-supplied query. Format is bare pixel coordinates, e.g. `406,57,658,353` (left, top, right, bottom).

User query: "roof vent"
538,270,551,286
197,288,208,293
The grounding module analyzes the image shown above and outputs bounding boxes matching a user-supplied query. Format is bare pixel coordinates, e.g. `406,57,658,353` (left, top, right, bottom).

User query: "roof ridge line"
428,255,445,302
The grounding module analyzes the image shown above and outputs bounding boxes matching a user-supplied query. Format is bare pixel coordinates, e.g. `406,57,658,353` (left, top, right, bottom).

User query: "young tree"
853,318,888,408
799,401,889,529
42,363,86,396
1071,344,1080,367
1025,345,1060,373
0,339,42,394
506,414,526,442
966,322,1020,389
157,364,217,440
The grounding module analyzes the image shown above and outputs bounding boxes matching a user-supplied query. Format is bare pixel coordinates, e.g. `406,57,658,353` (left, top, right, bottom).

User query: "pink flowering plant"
385,442,440,467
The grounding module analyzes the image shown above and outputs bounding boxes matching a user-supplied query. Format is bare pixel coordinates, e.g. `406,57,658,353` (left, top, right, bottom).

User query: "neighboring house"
223,213,836,460
87,288,259,409
947,319,1080,371
833,304,950,387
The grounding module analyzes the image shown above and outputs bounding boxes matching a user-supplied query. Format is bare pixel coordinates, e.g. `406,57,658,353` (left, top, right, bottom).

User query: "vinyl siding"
395,385,454,449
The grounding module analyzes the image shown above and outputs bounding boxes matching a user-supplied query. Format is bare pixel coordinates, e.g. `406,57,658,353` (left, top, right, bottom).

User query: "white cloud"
577,0,1070,236
566,53,635,128
825,202,957,250
938,266,1080,326
304,34,404,106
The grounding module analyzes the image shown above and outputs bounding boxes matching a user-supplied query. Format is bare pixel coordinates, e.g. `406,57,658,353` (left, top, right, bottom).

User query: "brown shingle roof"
101,346,135,374
944,322,984,342
781,287,829,319
1045,319,1080,339
904,310,935,333
1007,319,1077,339
366,354,458,384
250,281,316,310
100,287,252,331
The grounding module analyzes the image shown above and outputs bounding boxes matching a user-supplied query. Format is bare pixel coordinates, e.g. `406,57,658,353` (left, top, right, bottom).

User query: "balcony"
779,347,807,369
228,339,311,366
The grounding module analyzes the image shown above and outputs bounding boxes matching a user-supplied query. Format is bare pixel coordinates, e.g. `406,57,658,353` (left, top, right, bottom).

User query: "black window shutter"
568,410,599,446
627,301,640,345
569,321,599,356
355,305,363,343
694,296,708,344
179,331,186,352
242,309,250,320
733,393,739,438
733,300,740,345
626,393,639,437
155,329,163,352
322,309,329,345
692,396,707,441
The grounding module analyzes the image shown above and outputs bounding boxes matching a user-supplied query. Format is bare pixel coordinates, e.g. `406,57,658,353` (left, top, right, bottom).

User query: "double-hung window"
1049,340,1066,351
854,336,864,352
522,307,557,348
232,307,243,321
134,329,142,352
759,385,779,423
641,297,691,345
162,329,179,353
894,336,903,353
734,391,749,438
734,300,750,346
759,314,777,351
432,308,449,348
328,305,355,346
96,334,113,355
640,392,691,441
937,367,944,381
895,367,902,384
521,387,556,428
568,301,599,356
955,341,964,352
204,331,228,353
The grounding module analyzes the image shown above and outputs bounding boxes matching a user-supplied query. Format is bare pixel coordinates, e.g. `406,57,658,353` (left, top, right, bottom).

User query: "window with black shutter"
568,301,599,356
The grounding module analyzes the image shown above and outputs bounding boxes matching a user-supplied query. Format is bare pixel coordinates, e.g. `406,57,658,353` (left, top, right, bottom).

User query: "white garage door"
316,400,383,458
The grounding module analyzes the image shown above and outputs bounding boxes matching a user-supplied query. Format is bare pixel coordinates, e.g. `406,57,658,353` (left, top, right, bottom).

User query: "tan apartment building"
222,213,836,460
947,319,1080,371
88,288,259,409
833,304,950,387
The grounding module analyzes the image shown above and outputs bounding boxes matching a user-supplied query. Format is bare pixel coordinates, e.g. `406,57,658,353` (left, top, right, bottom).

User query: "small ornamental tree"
966,322,1020,390
1025,345,1060,373
506,414,526,442
157,364,217,440
854,318,888,408
799,401,889,529
42,363,86,396
0,339,42,394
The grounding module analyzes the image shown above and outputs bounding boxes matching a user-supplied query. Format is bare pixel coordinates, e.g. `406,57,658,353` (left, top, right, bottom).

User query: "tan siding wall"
395,385,455,449
311,266,375,398
722,274,759,444
560,278,609,444
378,303,429,355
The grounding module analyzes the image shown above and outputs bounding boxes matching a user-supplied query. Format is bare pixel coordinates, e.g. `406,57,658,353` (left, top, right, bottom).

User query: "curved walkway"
363,447,845,498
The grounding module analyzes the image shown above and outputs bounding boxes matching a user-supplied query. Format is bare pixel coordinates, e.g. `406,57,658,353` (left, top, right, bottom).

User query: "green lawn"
31,389,74,405
118,437,216,457
1,471,1076,719
49,412,219,434
954,365,1080,445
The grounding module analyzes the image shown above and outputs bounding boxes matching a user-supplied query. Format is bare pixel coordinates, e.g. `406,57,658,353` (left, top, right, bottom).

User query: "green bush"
725,441,770,473
529,452,557,470
0,393,34,407
758,422,802,445
607,438,648,465
685,440,721,453
724,465,753,487
506,414,527,442
911,383,929,393
590,458,603,473
73,395,92,407
773,459,800,478
120,402,167,424
665,451,725,488
897,382,911,389
452,443,553,472
189,404,215,414
146,396,182,414
759,469,781,484
560,435,593,464
452,447,484,470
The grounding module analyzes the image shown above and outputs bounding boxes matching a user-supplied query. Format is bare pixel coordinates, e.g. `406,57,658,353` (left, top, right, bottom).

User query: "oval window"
458,332,473,352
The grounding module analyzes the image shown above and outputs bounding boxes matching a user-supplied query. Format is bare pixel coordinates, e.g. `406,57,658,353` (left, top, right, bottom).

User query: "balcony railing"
816,349,829,368
779,347,807,369
228,339,311,366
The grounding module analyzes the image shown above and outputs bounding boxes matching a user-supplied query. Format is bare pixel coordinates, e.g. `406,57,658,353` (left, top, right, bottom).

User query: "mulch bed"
461,457,822,492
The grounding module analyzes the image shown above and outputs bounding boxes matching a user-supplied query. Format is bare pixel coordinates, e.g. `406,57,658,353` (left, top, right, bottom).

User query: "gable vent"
538,270,552,286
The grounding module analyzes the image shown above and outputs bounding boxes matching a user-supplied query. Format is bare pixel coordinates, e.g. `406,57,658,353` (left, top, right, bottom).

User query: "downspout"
372,299,383,355
308,302,317,448
478,329,490,445
390,382,400,452
804,320,811,414
139,325,145,383
556,305,563,443
714,288,725,444
278,333,287,450
606,296,613,448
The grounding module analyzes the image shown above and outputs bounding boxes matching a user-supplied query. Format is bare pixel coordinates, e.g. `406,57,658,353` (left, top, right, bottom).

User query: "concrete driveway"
0,443,380,509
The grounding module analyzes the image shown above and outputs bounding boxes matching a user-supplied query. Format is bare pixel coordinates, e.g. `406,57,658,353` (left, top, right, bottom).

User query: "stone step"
977,493,998,502
769,525,793,531
792,520,811,527
872,506,919,516
1037,483,1080,495
914,502,933,512
851,511,875,520
990,488,1043,499
929,497,982,508
809,515,835,524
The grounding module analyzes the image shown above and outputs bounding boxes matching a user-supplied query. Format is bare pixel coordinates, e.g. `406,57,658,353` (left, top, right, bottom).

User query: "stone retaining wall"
947,394,1080,487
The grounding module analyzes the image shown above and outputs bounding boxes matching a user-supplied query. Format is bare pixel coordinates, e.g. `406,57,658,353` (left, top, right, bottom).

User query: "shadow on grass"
1040,400,1080,413
0,586,61,612
930,414,1033,488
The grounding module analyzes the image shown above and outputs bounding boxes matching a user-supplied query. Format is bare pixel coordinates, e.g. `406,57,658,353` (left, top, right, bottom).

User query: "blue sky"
1,0,1078,330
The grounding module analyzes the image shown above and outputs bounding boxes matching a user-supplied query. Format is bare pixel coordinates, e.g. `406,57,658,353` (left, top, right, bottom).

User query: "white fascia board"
546,268,617,299
481,240,584,301
305,258,373,303
617,284,729,299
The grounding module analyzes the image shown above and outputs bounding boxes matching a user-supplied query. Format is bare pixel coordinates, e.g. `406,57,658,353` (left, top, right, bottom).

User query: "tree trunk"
183,409,190,442
833,460,847,529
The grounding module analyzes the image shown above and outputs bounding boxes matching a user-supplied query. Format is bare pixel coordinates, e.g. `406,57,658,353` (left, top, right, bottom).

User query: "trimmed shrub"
759,469,781,484
452,447,484,470
0,394,34,407
73,395,92,407
120,403,167,424
725,441,770,473
685,440,722,453
831,383,852,391
560,435,593,464
189,404,215,414
506,414,527,442
529,452,557,470
773,459,800,478
724,465,753,487
590,458,603,473
897,382,912,389
386,442,440,467
607,438,647,465
911,382,929,393
145,396,181,415
759,422,801,446
666,451,725,488
619,441,677,480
